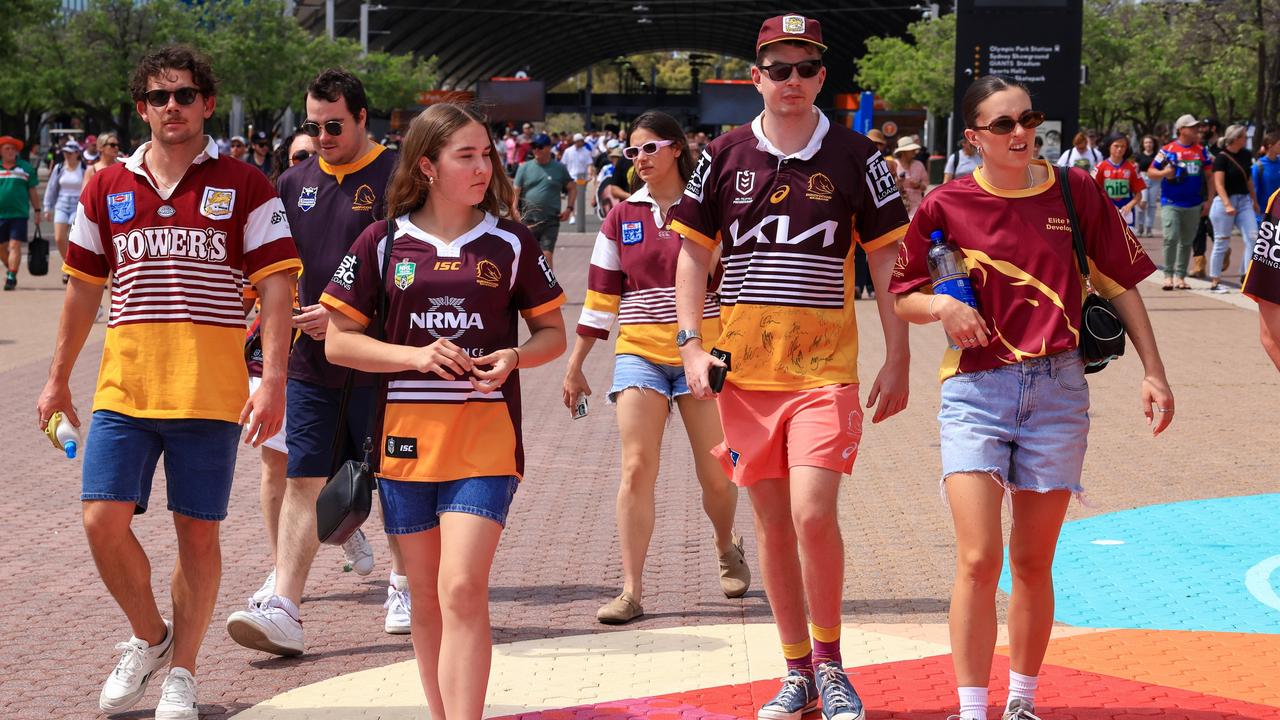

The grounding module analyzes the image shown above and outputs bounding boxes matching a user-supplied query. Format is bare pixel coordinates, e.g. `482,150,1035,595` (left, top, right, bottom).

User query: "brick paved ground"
1,216,1277,719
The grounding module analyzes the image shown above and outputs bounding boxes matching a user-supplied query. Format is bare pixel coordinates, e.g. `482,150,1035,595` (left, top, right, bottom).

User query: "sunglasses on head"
300,119,344,137
972,110,1046,135
622,139,674,159
144,87,200,108
756,59,823,82
291,150,314,162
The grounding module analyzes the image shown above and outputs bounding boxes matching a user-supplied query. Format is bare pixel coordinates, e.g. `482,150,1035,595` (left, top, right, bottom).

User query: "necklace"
1026,165,1035,189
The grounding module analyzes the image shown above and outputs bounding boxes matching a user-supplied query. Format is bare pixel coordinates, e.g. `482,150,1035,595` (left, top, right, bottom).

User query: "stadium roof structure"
296,1,920,91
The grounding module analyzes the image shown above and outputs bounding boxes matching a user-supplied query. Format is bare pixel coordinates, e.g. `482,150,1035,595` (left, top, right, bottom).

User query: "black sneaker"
3,273,15,291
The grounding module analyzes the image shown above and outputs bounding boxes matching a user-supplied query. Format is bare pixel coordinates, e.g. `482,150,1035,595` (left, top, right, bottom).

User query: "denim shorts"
608,353,690,404
378,475,519,534
54,195,79,225
81,410,241,521
285,378,375,478
938,352,1089,496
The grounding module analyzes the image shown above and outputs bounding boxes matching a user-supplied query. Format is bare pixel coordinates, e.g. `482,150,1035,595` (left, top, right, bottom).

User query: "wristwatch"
675,329,702,348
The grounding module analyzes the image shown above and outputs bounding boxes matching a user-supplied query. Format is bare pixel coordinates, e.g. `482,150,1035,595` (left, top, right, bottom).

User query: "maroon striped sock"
812,637,841,667
787,651,814,677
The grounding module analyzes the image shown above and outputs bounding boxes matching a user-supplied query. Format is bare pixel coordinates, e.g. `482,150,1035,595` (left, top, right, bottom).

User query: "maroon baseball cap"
756,14,827,54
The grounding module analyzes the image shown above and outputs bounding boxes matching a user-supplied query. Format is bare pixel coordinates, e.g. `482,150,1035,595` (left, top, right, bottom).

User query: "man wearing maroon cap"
672,13,910,720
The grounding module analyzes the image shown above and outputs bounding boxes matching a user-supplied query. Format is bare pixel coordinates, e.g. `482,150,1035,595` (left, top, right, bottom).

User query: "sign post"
951,0,1082,164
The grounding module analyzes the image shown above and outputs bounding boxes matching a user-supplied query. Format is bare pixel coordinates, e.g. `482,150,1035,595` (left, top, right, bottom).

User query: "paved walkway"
1,224,1277,720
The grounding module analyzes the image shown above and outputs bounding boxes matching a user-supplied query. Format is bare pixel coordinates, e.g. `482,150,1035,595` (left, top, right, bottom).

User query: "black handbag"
316,219,393,545
1057,166,1127,374
27,223,49,276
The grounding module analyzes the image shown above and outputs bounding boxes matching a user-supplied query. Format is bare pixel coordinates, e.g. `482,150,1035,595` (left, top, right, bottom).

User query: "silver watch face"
676,330,698,347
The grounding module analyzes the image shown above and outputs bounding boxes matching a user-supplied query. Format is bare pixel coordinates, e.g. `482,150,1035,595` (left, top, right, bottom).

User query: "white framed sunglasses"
622,139,674,160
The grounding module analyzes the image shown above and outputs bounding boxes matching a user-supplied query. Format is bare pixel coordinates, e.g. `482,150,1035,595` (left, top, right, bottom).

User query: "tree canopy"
0,0,437,148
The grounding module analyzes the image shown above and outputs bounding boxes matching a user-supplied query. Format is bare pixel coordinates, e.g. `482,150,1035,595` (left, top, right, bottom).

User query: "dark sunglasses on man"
144,87,201,108
300,119,345,138
972,110,1046,135
756,59,823,82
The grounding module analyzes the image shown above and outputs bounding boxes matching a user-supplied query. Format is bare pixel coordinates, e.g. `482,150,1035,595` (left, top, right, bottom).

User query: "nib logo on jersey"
111,226,229,265
411,296,485,340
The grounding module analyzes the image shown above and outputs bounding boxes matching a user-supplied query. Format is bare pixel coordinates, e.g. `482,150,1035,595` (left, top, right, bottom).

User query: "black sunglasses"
972,110,1046,135
300,119,344,137
144,87,201,108
756,59,823,82
291,150,314,162
101,142,120,148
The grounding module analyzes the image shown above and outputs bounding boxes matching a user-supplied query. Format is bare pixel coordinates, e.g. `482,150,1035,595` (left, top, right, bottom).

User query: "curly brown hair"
129,45,218,102
384,103,516,221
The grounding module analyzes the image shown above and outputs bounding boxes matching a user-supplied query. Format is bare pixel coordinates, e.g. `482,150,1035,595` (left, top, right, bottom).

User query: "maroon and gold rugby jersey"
65,136,300,422
889,161,1156,381
669,109,909,390
321,213,565,483
277,144,396,387
576,186,721,365
1243,189,1280,304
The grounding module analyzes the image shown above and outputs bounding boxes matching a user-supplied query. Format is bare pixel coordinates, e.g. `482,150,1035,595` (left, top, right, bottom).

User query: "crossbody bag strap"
1056,165,1094,294
357,218,395,465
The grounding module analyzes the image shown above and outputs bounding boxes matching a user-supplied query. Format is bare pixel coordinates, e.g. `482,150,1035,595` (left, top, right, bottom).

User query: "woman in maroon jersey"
322,103,566,718
890,76,1175,720
561,110,748,625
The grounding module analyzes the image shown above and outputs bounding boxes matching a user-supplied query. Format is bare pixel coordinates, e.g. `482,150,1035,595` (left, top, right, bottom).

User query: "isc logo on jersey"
410,296,484,340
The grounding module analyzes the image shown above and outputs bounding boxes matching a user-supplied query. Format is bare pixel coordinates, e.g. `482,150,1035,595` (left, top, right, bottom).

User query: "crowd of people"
14,10,1280,720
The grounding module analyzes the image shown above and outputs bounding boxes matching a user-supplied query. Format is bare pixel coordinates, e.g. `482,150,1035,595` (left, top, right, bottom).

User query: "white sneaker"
98,619,173,713
341,528,375,575
155,667,199,720
384,583,412,635
226,597,304,656
250,568,276,606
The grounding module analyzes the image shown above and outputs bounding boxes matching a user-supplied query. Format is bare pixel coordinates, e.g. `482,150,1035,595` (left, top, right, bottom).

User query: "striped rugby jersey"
64,136,301,422
669,109,909,390
321,213,564,483
576,186,721,365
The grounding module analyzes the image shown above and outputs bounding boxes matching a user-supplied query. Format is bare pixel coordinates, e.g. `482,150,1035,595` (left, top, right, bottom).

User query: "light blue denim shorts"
939,351,1089,496
607,353,690,404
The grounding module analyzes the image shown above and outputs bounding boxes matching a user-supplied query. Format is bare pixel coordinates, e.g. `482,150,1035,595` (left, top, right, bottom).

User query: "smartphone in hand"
573,393,589,419
708,348,731,393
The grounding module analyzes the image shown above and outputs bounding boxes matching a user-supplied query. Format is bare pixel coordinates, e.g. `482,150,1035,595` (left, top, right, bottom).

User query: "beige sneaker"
718,535,751,598
596,592,643,624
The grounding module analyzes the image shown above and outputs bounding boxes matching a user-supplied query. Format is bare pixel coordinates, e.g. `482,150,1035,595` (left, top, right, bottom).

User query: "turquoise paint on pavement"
997,494,1280,633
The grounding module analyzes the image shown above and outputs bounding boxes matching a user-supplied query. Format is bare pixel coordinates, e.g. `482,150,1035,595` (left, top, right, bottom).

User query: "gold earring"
427,175,435,184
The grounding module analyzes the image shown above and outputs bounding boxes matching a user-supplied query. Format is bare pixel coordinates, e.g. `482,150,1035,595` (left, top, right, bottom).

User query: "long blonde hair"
384,103,516,220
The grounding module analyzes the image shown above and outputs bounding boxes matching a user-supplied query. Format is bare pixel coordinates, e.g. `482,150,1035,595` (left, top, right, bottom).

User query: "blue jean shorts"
938,352,1089,496
378,475,519,534
608,353,689,404
81,410,242,521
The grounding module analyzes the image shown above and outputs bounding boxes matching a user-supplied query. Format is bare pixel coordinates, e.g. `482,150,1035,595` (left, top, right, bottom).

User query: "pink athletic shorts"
711,382,863,487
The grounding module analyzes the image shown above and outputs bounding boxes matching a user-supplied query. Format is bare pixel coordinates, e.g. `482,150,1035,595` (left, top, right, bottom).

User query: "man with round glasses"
226,67,408,658
37,44,301,719
671,13,911,720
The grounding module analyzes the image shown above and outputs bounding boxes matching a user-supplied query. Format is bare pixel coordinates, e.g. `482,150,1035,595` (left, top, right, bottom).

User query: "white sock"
390,572,408,590
958,686,988,720
1008,670,1038,704
272,595,300,621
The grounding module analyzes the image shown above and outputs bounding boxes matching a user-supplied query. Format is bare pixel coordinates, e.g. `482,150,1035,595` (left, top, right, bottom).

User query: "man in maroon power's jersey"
36,45,299,719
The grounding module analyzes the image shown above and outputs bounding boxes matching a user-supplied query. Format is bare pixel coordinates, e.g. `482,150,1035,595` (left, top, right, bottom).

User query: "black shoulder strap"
1056,165,1093,293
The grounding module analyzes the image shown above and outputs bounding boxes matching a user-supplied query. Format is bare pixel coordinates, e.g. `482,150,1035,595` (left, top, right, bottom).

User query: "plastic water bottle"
927,229,978,349
44,411,81,459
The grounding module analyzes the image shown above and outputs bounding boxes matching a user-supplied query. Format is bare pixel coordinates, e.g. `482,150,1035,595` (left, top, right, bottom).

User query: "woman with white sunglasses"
563,110,749,625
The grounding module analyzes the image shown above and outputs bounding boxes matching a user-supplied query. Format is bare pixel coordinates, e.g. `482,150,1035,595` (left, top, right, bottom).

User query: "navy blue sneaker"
814,661,865,720
758,669,818,719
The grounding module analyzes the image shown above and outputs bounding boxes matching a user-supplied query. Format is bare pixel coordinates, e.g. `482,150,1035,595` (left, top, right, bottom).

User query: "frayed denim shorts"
607,353,689,405
378,475,519,534
939,351,1089,496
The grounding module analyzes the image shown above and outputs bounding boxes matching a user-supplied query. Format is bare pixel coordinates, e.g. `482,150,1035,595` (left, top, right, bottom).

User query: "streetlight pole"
326,0,334,39
360,3,370,55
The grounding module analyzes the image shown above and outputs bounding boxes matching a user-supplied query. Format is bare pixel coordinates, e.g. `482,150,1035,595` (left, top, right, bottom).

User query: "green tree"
0,0,64,147
854,14,956,115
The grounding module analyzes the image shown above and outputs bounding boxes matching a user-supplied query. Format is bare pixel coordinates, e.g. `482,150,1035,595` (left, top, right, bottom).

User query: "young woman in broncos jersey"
322,103,566,718
891,76,1174,720
562,110,749,626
